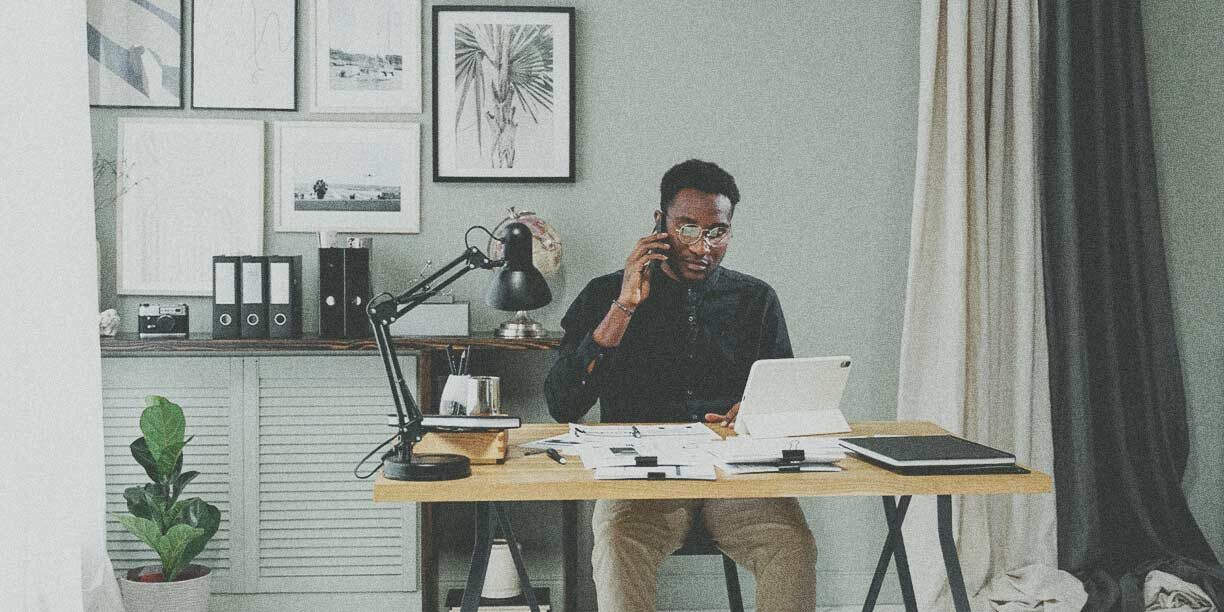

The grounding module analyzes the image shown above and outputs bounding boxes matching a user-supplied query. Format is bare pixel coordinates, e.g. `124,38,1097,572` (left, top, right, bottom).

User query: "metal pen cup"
465,376,501,416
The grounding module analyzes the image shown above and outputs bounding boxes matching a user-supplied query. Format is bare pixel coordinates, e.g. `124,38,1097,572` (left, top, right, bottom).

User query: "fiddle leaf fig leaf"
179,498,221,568
129,438,159,482
141,396,186,479
159,524,205,582
119,515,163,552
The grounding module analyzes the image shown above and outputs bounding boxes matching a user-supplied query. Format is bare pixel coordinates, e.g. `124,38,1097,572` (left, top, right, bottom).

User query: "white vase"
119,565,211,612
483,540,522,599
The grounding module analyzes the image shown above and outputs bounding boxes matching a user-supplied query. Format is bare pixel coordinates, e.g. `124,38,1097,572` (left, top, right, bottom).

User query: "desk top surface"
373,421,1052,502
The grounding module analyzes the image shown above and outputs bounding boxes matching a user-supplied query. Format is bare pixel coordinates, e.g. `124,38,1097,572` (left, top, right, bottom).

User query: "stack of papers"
520,423,849,480
705,437,847,475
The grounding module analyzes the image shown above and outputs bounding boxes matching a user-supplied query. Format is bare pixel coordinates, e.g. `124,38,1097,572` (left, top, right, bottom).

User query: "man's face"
659,187,734,283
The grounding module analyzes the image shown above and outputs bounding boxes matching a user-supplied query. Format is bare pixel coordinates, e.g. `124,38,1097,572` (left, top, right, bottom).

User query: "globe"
488,208,563,277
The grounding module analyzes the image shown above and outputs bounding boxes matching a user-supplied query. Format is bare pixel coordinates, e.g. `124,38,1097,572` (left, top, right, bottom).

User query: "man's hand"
617,232,670,309
704,402,741,427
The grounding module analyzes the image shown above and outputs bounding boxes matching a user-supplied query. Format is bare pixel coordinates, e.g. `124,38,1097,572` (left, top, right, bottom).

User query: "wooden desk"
375,421,1051,612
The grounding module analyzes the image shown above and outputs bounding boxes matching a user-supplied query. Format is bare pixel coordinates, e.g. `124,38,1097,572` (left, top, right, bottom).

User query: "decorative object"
274,121,420,233
432,6,575,182
191,0,297,110
88,0,183,107
366,222,551,481
115,396,221,612
99,309,121,337
116,118,264,295
312,0,421,113
488,208,562,337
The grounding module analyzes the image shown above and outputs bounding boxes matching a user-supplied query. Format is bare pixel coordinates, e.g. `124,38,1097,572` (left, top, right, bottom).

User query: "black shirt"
544,266,793,423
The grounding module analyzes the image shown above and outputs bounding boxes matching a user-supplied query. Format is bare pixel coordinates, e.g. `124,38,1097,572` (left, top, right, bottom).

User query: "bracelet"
611,300,635,316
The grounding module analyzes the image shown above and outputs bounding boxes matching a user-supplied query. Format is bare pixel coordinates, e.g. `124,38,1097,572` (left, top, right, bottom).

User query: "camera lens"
155,315,175,332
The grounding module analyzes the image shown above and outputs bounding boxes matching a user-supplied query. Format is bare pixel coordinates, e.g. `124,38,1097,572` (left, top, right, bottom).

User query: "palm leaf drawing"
453,23,554,167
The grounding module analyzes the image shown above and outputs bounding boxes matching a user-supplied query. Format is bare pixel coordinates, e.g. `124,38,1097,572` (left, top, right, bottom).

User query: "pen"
546,448,567,464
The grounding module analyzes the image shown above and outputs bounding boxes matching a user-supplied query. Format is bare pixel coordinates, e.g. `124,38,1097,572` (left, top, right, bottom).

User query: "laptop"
733,356,853,438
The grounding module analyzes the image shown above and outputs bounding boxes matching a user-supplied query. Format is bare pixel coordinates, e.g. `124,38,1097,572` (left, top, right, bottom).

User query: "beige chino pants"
591,497,817,612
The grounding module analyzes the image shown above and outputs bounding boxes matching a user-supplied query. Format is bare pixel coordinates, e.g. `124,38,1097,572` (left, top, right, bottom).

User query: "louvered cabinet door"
251,355,419,593
101,357,243,592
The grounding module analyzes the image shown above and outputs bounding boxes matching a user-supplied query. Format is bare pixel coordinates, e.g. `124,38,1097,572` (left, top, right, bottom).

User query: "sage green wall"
92,0,921,608
1144,1,1224,558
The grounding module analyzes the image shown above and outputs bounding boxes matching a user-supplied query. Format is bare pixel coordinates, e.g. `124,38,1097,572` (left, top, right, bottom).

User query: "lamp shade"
486,222,552,311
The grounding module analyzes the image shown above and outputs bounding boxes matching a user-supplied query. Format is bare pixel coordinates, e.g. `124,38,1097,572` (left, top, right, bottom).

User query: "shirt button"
688,315,696,322
686,390,694,396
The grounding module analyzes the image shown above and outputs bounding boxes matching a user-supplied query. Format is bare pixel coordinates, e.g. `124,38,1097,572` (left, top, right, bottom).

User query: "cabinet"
100,334,560,612
102,354,419,603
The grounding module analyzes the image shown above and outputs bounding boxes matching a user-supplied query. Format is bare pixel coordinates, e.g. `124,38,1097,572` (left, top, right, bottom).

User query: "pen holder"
439,374,470,415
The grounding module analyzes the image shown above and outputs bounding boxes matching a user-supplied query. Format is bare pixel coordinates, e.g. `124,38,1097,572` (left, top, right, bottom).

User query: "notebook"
839,435,1027,475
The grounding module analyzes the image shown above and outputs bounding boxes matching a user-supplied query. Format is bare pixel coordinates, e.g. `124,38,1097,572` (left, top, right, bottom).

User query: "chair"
672,520,745,612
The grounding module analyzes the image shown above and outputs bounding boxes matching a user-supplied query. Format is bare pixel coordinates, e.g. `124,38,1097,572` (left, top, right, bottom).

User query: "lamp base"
494,311,547,338
384,453,471,481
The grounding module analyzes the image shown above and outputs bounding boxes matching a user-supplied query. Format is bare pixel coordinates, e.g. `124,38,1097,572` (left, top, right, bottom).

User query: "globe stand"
494,310,547,338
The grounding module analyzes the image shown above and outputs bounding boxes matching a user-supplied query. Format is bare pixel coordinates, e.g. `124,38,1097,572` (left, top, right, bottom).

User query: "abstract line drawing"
192,0,296,110
88,0,183,107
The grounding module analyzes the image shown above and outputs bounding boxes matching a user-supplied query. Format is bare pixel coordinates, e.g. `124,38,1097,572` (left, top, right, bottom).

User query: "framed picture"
116,118,264,295
432,6,575,182
273,122,421,234
192,0,297,110
87,0,184,108
312,0,421,113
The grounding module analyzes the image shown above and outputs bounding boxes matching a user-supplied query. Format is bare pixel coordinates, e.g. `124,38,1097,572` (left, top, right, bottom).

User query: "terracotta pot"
119,564,211,612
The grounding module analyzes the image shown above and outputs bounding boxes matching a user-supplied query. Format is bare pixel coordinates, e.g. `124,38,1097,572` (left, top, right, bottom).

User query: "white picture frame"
192,0,297,110
273,121,421,234
116,118,265,295
88,0,184,108
312,0,421,113
432,6,575,182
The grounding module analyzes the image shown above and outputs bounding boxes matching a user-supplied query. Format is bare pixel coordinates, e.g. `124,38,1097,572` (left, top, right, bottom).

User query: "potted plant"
115,395,221,612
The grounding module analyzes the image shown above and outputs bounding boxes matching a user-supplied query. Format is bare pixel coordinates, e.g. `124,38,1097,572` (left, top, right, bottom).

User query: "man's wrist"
610,299,635,316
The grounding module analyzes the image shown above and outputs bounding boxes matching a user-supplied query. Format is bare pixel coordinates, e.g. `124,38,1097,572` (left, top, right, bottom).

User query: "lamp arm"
367,246,501,463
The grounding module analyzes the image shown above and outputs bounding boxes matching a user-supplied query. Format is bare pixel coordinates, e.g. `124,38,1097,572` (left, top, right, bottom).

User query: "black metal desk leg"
491,503,541,612
937,495,971,612
863,496,916,612
461,503,495,612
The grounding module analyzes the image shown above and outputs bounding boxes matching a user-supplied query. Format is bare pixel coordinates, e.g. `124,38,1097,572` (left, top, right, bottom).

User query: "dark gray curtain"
1039,1,1220,610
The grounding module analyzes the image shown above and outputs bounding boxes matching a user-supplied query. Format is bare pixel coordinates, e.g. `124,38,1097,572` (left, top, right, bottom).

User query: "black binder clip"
778,465,802,473
781,449,806,463
646,471,666,480
634,456,659,467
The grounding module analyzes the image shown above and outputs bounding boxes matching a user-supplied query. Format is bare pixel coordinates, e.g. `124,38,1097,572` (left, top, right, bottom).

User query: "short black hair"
659,159,740,214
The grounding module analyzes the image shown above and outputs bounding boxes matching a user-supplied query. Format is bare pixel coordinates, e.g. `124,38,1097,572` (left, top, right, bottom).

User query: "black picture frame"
190,0,299,111
432,5,576,183
87,0,187,109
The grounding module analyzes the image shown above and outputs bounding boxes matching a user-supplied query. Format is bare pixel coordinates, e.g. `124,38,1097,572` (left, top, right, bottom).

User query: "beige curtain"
0,1,124,611
897,0,1057,610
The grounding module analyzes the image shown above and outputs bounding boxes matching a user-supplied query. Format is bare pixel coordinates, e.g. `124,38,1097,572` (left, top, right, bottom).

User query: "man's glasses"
674,224,731,246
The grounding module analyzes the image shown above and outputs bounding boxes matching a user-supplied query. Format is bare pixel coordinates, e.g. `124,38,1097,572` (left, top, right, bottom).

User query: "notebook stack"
445,588,550,611
838,435,1029,475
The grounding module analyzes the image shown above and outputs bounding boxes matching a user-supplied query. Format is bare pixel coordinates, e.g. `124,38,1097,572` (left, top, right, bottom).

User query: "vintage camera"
137,303,190,339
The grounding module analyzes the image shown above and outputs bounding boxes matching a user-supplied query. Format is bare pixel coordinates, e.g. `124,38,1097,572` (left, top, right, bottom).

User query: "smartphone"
648,214,667,276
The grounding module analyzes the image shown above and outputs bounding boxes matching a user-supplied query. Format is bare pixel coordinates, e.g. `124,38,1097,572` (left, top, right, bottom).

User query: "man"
544,159,817,612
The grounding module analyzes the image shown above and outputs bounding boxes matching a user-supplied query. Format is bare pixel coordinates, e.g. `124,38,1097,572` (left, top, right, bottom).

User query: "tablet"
733,356,853,438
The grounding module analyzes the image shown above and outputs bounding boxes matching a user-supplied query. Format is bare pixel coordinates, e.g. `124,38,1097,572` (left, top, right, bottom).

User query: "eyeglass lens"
676,224,730,245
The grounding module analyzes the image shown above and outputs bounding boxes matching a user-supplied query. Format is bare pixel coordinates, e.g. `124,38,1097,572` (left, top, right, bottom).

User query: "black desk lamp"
367,223,551,481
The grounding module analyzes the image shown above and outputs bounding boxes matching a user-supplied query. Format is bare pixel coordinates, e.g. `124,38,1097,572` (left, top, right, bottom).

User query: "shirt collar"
660,264,723,295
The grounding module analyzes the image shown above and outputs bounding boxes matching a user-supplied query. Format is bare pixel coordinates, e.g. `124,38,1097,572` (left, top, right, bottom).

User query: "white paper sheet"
594,465,717,481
